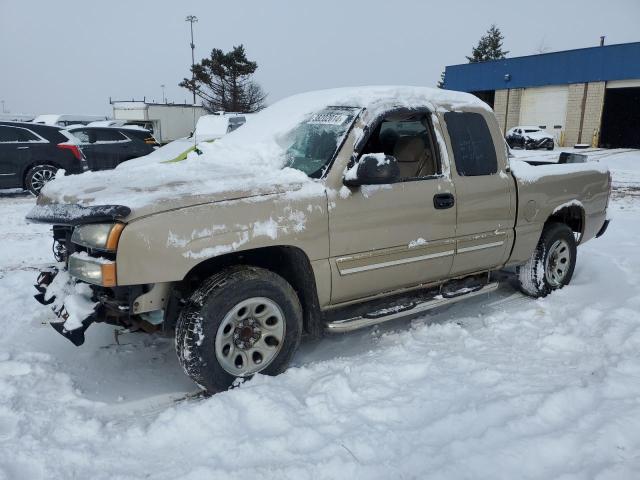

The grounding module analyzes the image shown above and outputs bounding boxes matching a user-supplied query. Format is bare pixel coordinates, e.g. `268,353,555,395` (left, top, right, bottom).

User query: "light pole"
185,15,198,105
160,84,166,103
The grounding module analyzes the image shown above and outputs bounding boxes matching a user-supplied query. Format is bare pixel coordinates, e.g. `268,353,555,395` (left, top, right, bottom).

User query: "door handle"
17,146,29,150
433,193,455,209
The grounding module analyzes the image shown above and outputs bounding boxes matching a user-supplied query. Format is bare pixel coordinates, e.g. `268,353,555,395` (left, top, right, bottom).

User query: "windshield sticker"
307,113,349,126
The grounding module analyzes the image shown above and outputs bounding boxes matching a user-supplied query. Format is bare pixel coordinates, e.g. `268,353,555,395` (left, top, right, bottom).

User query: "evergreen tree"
180,45,267,113
466,25,509,63
437,70,446,89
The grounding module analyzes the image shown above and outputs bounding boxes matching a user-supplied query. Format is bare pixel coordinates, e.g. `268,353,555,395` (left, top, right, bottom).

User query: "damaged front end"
525,136,554,150
28,203,173,346
34,267,99,346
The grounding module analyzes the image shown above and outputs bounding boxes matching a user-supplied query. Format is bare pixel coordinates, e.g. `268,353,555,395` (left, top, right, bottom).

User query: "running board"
325,282,499,333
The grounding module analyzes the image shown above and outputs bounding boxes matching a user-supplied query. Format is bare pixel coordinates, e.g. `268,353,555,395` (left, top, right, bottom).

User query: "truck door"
441,110,516,276
328,110,457,304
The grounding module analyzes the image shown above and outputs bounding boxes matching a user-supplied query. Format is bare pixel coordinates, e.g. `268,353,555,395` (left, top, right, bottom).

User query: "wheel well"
182,246,323,337
546,205,584,240
22,162,61,188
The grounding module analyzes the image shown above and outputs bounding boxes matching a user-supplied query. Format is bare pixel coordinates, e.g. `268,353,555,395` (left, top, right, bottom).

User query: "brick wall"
564,83,586,147
505,89,523,132
494,89,508,133
494,88,522,134
581,81,605,145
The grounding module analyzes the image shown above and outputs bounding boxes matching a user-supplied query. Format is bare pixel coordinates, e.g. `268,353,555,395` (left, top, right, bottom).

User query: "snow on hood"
39,86,485,213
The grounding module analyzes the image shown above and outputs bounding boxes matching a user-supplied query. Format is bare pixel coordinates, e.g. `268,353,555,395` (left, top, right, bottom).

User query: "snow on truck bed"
1,149,640,478
38,86,486,210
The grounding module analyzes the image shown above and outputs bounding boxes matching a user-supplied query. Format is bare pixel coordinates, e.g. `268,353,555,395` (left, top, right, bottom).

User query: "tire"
175,266,303,392
546,144,554,151
25,164,57,195
516,222,577,298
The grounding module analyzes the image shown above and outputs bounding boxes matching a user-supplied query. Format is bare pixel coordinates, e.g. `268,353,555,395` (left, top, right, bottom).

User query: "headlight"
71,223,124,251
68,253,117,287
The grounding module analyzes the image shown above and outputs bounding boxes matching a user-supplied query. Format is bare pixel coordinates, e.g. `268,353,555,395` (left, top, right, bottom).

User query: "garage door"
519,86,568,144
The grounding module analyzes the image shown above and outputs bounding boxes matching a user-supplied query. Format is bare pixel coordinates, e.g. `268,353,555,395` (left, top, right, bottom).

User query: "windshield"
280,107,360,178
524,129,541,133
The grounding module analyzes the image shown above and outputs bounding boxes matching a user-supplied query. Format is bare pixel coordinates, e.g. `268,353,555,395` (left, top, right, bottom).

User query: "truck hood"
32,177,318,223
32,139,322,222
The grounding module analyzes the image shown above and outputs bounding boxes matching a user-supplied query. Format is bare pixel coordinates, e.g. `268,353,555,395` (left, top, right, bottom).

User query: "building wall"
494,89,508,132
564,83,586,146
580,81,606,145
493,88,522,134
506,89,523,132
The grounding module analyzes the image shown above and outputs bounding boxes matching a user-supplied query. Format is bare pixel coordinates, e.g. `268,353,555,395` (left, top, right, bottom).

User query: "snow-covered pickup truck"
27,87,611,392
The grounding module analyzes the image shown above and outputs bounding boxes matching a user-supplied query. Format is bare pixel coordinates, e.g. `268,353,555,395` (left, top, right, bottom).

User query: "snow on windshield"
40,86,486,210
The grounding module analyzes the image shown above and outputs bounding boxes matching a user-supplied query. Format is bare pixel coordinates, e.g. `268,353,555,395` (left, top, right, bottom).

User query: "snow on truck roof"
38,86,487,210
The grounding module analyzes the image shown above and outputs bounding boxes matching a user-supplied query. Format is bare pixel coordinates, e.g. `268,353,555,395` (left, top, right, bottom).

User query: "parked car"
506,126,555,150
27,87,611,392
67,126,158,170
0,121,87,194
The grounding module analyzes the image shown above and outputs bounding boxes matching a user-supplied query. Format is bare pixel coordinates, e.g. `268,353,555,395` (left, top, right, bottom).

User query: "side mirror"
343,154,400,187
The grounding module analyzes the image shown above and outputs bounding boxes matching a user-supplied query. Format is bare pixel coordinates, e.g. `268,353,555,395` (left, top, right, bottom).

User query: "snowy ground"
1,149,639,479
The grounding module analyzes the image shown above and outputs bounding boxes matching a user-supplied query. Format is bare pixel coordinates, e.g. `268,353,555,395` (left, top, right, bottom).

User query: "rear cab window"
444,112,497,176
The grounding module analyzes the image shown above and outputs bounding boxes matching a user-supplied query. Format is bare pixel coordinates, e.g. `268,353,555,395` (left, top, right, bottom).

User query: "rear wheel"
516,223,577,297
25,164,57,195
175,266,303,392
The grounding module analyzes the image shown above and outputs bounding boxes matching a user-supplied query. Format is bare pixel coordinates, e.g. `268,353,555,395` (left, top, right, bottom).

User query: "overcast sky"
1,0,638,116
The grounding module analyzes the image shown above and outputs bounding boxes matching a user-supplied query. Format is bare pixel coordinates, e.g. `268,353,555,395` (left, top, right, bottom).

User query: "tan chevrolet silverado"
27,87,611,392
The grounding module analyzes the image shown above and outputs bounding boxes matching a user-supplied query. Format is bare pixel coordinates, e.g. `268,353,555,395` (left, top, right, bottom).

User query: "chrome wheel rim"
545,239,571,287
31,168,56,193
215,297,285,376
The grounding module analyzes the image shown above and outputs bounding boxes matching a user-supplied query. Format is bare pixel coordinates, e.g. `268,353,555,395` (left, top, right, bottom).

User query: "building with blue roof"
443,42,640,148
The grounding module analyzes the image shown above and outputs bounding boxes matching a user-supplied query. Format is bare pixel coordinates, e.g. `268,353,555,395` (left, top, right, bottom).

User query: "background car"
0,121,87,194
506,126,555,150
67,126,158,170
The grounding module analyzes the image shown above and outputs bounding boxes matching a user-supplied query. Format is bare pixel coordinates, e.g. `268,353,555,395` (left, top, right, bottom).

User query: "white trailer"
111,101,207,144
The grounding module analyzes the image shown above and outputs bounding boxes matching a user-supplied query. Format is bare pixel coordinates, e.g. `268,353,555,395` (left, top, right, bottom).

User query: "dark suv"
68,126,158,171
0,121,87,195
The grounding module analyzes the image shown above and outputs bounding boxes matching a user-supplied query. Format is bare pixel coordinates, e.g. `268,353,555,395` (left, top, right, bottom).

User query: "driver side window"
360,113,440,180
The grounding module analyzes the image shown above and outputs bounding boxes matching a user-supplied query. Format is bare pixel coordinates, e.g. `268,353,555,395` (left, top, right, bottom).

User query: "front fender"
115,192,329,285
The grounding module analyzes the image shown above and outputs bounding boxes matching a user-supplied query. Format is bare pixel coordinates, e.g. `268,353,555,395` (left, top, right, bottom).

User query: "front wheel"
175,266,303,392
25,164,57,195
516,223,577,297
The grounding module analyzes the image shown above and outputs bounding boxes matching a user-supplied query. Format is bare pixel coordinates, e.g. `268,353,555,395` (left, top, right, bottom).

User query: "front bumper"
34,266,169,346
34,267,99,346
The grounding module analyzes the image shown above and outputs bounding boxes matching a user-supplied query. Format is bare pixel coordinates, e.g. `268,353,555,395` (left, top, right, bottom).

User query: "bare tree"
534,38,551,54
